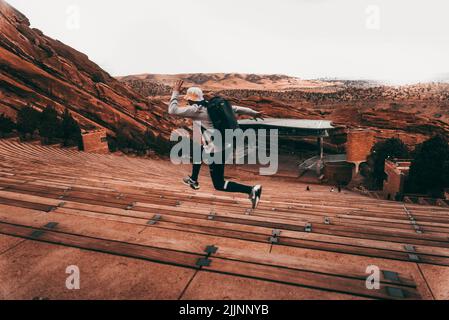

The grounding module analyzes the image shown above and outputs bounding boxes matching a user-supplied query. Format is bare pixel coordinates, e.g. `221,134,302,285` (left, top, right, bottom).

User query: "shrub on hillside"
0,114,16,137
366,138,410,190
61,108,82,149
110,124,172,156
39,106,62,145
406,135,449,198
17,106,41,140
113,122,148,155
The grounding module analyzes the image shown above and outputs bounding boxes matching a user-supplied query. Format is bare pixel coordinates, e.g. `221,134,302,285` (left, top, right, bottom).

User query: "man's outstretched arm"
168,80,200,118
232,105,264,119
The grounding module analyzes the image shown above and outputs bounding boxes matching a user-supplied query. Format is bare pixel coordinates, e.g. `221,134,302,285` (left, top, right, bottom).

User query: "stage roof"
238,118,335,130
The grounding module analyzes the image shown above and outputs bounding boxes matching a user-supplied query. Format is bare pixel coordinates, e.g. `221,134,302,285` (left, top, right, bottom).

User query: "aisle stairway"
0,140,448,300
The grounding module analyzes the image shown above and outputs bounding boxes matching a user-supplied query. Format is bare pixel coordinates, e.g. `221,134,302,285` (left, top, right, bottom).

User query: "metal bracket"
205,245,218,256
324,217,331,225
272,229,281,237
386,286,405,299
413,225,423,234
196,258,211,267
44,222,58,229
269,236,279,244
207,211,216,220
30,230,45,239
147,214,162,225
305,223,312,233
408,254,420,262
404,245,416,252
269,229,281,244
47,203,63,212
126,202,136,210
382,270,400,282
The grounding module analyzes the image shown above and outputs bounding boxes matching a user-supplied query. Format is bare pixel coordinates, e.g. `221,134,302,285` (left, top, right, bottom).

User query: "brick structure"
81,130,109,154
383,159,411,200
346,129,375,175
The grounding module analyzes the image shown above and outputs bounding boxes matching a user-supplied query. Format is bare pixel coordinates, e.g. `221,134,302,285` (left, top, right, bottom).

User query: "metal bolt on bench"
196,245,219,268
125,202,135,210
269,229,281,244
382,270,400,283
204,245,218,255
408,254,420,262
386,286,406,299
147,214,162,225
196,258,211,267
44,222,58,229
207,211,216,220
305,223,312,233
30,230,45,239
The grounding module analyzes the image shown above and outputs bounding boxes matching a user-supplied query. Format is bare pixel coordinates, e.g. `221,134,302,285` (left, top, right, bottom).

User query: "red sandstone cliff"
0,0,179,141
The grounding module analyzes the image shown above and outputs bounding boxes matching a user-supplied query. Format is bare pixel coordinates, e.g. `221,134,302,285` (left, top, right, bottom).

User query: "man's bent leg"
209,162,252,195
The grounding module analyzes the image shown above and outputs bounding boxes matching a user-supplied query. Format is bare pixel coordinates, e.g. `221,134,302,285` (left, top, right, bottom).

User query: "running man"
169,80,264,209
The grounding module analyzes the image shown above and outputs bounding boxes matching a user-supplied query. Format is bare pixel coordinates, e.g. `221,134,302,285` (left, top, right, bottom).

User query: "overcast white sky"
7,0,449,83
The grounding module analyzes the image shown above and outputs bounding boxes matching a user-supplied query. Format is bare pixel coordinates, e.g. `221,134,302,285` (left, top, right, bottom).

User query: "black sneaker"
183,176,200,190
250,185,263,209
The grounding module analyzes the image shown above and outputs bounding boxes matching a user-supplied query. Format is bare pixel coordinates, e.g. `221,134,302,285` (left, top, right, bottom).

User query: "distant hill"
117,73,339,94
119,73,449,147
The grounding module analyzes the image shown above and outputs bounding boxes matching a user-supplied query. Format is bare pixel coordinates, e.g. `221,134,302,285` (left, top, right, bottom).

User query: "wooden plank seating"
0,140,448,299
0,221,421,300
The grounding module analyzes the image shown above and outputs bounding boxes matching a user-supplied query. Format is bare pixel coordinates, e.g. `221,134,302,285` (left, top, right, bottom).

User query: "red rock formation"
0,0,179,141
118,73,335,93
130,78,449,147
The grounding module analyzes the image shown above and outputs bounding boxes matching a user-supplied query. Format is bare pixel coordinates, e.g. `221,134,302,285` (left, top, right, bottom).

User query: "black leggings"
208,161,253,195
191,145,203,182
191,150,252,195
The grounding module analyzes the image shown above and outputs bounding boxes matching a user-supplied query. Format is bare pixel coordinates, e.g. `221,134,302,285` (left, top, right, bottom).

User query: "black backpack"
205,97,239,135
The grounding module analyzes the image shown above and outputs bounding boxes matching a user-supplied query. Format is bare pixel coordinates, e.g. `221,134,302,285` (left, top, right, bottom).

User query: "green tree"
367,138,410,189
114,122,147,154
407,135,449,197
0,114,15,137
61,108,82,149
39,106,61,144
17,106,41,138
144,129,172,155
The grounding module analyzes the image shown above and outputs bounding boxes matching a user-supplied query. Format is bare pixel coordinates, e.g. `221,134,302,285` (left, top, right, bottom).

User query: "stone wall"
82,130,109,154
382,160,411,200
346,130,375,163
